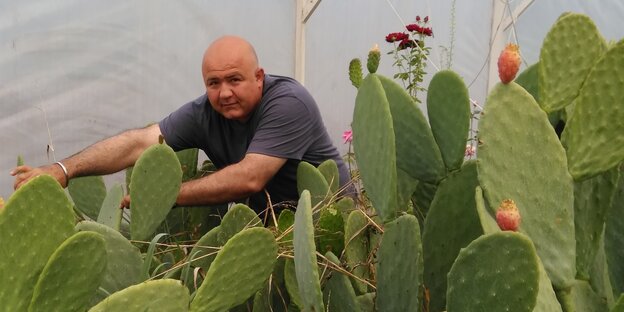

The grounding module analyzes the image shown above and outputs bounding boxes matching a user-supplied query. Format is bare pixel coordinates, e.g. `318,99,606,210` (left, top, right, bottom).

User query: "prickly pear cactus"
293,190,324,311
68,175,107,220
478,82,575,289
316,206,345,256
176,148,199,181
318,159,340,194
426,70,471,171
605,166,624,296
190,227,278,312
376,214,423,311
297,161,330,208
539,13,607,113
322,251,359,312
475,186,500,234
515,63,540,103
423,161,482,312
29,231,107,312
75,221,145,303
88,279,190,312
129,142,182,241
446,232,540,312
217,203,262,245
0,175,75,311
555,280,608,312
344,209,370,295
189,225,221,272
533,259,563,312
349,58,363,88
96,184,124,231
562,40,624,181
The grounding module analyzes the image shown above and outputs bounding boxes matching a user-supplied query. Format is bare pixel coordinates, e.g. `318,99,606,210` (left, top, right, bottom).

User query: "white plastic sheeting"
1,0,623,198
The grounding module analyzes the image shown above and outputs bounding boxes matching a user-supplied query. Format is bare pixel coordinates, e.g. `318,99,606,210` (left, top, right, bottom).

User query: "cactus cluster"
1,11,623,312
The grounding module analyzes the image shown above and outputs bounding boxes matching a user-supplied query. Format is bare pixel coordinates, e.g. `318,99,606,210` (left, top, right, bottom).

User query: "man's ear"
255,67,265,82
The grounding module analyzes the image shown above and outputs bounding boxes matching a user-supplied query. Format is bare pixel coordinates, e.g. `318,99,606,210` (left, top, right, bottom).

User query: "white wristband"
54,161,69,185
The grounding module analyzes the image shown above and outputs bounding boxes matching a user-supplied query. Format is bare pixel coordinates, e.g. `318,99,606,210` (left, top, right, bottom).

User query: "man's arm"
12,124,162,189
175,153,286,206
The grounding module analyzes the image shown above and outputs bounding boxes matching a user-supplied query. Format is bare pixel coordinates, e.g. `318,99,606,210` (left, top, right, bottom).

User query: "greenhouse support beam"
295,0,322,85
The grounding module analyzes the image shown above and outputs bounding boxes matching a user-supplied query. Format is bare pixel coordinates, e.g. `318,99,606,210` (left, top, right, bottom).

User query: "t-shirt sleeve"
158,100,204,151
247,96,320,160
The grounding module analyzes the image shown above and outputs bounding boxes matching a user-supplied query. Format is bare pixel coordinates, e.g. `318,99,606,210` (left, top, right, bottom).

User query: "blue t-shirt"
159,74,350,212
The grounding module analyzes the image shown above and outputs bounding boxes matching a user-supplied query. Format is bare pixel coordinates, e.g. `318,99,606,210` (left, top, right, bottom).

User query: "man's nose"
220,84,233,98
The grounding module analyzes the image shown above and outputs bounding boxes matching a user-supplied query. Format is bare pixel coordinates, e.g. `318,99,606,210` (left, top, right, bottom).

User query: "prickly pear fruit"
497,44,521,84
496,199,521,231
367,44,380,74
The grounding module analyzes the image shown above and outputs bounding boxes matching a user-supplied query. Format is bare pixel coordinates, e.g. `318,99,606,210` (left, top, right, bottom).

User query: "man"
11,36,350,215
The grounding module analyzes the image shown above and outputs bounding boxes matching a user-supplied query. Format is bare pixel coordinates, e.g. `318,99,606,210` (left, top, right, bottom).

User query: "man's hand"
11,164,68,190
120,194,131,209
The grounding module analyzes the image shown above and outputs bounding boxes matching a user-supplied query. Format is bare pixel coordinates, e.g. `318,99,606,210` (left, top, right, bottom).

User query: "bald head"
202,36,259,73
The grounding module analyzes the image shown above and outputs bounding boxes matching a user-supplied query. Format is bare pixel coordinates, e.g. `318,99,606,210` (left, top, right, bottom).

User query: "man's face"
202,50,264,122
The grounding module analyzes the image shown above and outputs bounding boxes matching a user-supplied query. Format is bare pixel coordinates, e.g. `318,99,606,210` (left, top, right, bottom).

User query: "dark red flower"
415,16,421,22
385,32,409,43
424,16,429,23
406,24,422,33
398,38,417,50
422,27,433,36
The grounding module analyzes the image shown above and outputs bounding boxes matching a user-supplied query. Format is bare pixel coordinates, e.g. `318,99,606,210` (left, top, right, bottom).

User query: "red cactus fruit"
497,44,521,84
496,199,521,231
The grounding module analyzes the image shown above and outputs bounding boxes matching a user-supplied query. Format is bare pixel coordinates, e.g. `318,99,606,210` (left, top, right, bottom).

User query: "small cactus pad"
378,74,446,184
533,258,564,312
316,206,345,256
605,167,624,295
190,227,278,312
562,40,624,180
352,74,398,222
613,295,624,312
68,175,107,220
0,175,75,311
176,148,199,182
555,280,608,312
96,184,124,231
296,161,330,208
475,186,501,234
293,190,325,311
539,13,607,112
344,210,370,295
423,161,482,312
318,159,340,194
589,237,615,309
446,232,540,312
478,82,575,288
75,221,145,303
217,203,262,245
376,214,423,311
284,259,303,309
515,63,540,103
88,279,189,312
349,58,363,88
277,209,295,245
322,251,359,312
189,225,221,272
573,168,619,280
426,70,471,171
29,231,107,312
130,142,182,241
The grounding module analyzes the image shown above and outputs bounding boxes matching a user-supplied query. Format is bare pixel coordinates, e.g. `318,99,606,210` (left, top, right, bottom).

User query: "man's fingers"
120,195,131,209
10,165,31,176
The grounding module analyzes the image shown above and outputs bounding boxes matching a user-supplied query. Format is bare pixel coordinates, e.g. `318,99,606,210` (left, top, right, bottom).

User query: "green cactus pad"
412,181,438,221
322,251,359,312
176,148,199,182
75,221,145,303
284,259,303,309
88,279,189,312
357,293,375,312
68,175,107,220
423,161,482,312
376,214,423,311
318,159,340,194
397,168,418,211
218,203,262,245
562,40,624,180
316,206,345,256
292,190,324,311
29,231,107,312
334,196,355,221
516,63,540,103
344,210,370,295
447,232,540,312
426,70,471,171
533,258,564,312
606,166,624,295
589,236,615,309
0,175,75,311
539,13,607,112
189,225,221,272
478,82,575,288
349,58,363,88
613,295,624,312
190,227,278,312
129,142,182,241
475,186,500,234
573,168,619,280
96,184,124,231
297,161,330,208
17,154,25,166
555,280,608,312
352,74,398,222
277,209,295,245
378,74,446,184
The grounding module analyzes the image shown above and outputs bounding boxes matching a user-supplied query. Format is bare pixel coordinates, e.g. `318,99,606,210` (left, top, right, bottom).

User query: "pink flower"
465,144,476,157
342,130,353,144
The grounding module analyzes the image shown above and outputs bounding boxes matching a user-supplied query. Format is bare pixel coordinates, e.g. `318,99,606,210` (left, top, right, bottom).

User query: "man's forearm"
62,124,162,179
